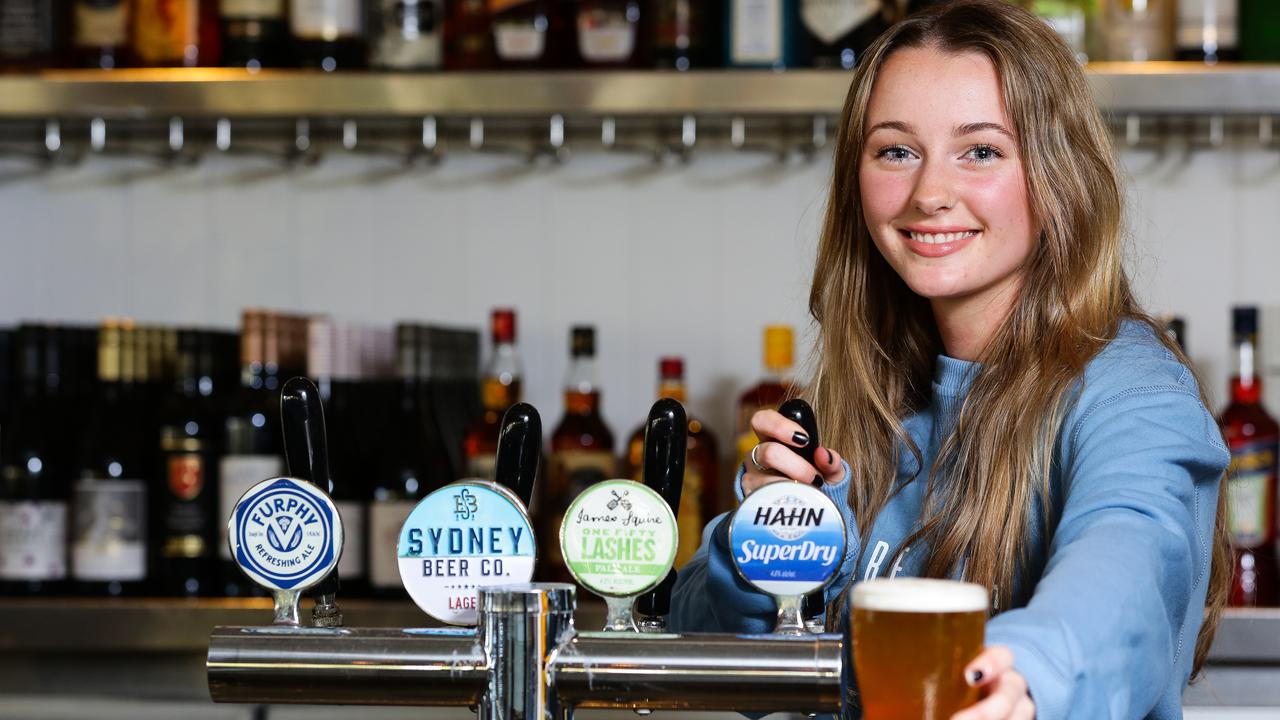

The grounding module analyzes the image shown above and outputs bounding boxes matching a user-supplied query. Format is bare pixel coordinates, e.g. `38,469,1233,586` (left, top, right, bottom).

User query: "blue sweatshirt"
669,321,1229,720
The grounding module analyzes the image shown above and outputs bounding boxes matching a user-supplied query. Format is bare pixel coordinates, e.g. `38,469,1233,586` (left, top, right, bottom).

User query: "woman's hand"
740,409,846,498
950,646,1035,720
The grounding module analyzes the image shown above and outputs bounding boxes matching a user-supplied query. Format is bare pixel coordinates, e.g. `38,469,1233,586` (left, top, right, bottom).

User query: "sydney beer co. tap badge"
729,481,845,597
228,477,343,592
397,481,536,625
560,479,677,597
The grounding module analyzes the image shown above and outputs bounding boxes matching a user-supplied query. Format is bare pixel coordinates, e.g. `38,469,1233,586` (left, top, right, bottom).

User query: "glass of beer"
851,578,989,720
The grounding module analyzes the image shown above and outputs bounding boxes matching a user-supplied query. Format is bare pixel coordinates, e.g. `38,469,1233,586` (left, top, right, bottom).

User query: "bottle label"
0,0,46,57
72,478,146,581
494,24,545,60
1177,0,1239,49
219,455,285,561
800,0,877,45
169,454,204,501
290,0,361,39
228,477,343,591
731,0,783,64
729,481,845,596
132,0,200,64
221,0,285,18
466,454,498,483
372,0,443,68
1226,438,1276,548
335,500,366,578
398,482,536,625
369,500,417,588
578,9,636,62
0,501,67,581
162,454,209,558
561,480,676,598
73,0,128,48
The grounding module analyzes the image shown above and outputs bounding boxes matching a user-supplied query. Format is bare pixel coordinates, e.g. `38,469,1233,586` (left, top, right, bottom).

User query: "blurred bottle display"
734,326,797,505
624,357,718,569
291,0,366,70
490,0,571,68
72,320,148,597
1241,0,1280,62
725,0,803,69
370,0,445,70
1219,306,1280,607
71,0,130,68
1164,316,1187,353
445,0,497,68
0,0,67,69
575,0,645,68
1176,0,1239,63
540,326,615,583
1099,0,1173,61
651,0,721,70
1027,0,1089,63
463,309,523,481
220,0,289,68
131,0,221,67
801,0,891,70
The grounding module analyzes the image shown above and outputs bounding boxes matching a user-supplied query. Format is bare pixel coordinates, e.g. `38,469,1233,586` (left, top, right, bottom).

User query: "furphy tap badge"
729,482,845,596
228,477,343,592
560,480,677,598
397,481,536,625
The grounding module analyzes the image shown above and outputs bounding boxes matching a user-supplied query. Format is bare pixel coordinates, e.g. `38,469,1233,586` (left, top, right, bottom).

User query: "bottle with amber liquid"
734,326,796,506
445,0,496,68
131,0,221,67
1219,306,1280,607
463,309,522,481
624,357,718,569
539,326,614,582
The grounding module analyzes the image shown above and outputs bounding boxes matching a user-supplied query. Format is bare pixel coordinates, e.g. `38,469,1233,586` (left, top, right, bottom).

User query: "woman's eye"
963,144,1004,164
875,146,913,163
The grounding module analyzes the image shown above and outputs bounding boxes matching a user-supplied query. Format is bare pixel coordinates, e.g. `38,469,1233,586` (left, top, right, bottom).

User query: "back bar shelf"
0,64,1278,162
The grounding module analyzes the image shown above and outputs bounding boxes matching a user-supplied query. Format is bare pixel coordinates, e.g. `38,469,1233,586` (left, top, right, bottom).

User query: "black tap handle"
778,398,825,622
280,376,340,598
494,402,541,508
635,398,688,620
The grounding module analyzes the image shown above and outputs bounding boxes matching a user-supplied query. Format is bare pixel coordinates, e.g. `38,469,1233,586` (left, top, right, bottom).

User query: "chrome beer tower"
208,387,846,718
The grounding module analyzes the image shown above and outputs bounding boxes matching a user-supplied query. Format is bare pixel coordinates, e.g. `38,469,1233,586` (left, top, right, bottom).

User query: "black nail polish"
969,669,984,684
825,448,834,465
792,431,809,447
813,474,823,487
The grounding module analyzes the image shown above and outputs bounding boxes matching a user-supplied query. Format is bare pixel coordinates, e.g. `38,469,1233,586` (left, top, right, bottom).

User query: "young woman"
669,2,1230,719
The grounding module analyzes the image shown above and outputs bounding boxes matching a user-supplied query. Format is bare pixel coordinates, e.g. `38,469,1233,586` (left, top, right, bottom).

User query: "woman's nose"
911,159,957,215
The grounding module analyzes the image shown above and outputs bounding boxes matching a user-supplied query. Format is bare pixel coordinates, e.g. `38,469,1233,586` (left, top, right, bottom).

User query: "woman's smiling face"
859,46,1036,309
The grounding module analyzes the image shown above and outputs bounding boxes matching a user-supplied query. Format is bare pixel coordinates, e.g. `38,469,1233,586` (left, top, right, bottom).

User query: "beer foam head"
852,578,989,613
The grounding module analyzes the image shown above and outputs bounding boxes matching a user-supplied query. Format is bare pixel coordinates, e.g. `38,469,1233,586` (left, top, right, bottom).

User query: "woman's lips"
899,229,979,258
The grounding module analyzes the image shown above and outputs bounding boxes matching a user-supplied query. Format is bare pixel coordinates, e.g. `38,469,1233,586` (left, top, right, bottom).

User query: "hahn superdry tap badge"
730,482,845,596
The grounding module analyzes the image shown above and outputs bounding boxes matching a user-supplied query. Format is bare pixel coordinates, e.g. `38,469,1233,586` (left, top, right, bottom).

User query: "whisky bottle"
463,309,522,481
734,326,797,505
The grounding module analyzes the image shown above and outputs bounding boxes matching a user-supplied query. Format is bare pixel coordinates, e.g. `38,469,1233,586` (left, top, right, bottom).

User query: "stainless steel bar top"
207,626,488,706
553,632,846,713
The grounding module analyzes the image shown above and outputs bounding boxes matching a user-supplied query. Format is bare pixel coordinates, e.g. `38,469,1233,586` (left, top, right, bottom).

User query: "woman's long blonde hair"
812,0,1228,676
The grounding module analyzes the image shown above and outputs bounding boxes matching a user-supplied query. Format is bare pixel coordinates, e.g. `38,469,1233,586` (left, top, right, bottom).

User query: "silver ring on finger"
749,443,771,473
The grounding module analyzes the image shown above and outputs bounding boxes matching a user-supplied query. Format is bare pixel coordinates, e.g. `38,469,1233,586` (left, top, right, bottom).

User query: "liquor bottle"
651,0,721,70
154,330,229,597
370,0,445,70
539,326,615,583
1027,0,1089,63
1241,0,1280,62
445,0,496,68
219,310,284,597
0,326,70,596
131,0,221,67
1176,0,1239,63
734,326,797,506
0,0,68,69
71,0,129,68
800,0,890,70
1219,306,1280,607
1099,0,1173,61
72,320,148,597
490,0,570,68
624,357,719,569
1165,316,1187,353
291,0,366,70
575,0,645,68
463,310,523,481
221,0,289,68
725,0,804,70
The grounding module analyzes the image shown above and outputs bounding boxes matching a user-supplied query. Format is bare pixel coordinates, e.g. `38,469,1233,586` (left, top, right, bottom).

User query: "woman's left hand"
949,646,1035,720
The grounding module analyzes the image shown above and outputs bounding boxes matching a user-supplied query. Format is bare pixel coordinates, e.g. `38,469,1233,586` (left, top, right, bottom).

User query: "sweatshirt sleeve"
985,385,1228,720
669,460,860,633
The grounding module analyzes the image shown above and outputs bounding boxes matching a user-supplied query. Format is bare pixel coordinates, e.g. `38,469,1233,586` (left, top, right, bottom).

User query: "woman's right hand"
741,409,846,498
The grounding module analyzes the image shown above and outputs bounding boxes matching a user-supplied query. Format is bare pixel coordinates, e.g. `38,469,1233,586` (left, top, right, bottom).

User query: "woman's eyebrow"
865,120,914,136
954,122,1015,140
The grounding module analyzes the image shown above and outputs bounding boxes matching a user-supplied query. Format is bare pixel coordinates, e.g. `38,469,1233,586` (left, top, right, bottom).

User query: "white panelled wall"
1,137,1277,461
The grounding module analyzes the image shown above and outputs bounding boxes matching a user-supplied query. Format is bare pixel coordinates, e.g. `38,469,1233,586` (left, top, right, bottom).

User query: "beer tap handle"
280,376,343,626
635,398,688,627
494,402,541,509
778,398,826,628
